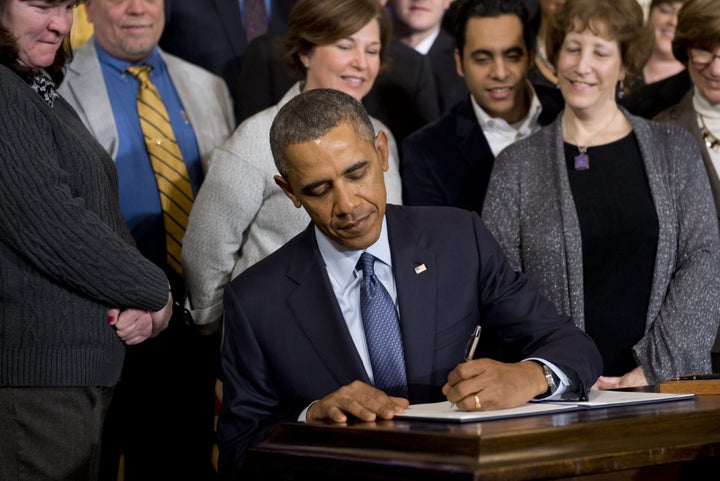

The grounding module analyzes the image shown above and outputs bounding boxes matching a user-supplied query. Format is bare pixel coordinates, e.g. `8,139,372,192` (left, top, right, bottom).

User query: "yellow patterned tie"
126,65,193,276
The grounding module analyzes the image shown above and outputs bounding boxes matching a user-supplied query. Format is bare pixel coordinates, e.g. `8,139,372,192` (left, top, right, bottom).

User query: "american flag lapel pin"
414,263,427,274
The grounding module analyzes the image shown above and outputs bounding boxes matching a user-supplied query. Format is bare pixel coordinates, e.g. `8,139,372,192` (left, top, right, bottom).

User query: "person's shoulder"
160,49,225,85
227,227,311,292
404,100,469,147
430,28,455,52
630,111,693,142
653,89,693,123
63,40,99,77
533,83,564,123
0,64,36,106
388,204,480,231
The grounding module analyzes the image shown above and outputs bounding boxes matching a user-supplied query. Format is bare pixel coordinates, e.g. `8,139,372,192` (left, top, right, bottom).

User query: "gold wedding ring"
474,395,481,410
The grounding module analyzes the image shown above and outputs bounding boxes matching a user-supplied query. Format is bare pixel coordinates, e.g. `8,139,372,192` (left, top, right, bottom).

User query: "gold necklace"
699,113,720,152
564,109,621,171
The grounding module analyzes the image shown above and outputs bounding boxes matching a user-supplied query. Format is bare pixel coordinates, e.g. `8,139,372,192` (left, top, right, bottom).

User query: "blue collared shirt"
96,41,202,267
315,217,396,384
314,214,570,400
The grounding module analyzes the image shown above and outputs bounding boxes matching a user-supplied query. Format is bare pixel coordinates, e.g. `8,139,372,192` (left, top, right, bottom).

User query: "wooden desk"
244,395,720,480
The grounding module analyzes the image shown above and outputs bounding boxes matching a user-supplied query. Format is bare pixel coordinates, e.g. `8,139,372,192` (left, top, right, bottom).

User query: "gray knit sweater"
483,110,720,384
0,64,169,387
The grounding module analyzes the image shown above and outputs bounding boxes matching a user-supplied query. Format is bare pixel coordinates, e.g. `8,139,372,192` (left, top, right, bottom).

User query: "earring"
617,79,625,99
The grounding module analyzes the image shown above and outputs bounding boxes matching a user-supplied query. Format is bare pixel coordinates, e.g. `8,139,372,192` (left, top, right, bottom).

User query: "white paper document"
394,390,696,423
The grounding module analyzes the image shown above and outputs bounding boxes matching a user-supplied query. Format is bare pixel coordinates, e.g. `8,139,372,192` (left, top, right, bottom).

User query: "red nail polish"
107,316,114,325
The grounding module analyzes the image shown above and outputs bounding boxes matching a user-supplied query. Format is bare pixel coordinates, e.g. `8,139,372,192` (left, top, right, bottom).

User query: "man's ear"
454,48,465,78
274,175,303,208
374,130,389,172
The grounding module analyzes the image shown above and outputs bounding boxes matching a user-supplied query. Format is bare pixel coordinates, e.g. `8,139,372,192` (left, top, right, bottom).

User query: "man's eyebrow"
299,161,369,194
343,161,368,176
301,178,330,194
471,45,524,57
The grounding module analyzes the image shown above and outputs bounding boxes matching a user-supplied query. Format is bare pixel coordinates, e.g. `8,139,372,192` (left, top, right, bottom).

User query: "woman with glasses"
656,0,720,370
656,0,720,217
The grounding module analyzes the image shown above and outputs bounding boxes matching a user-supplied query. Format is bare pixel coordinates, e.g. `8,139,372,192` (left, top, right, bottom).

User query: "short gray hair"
270,89,376,177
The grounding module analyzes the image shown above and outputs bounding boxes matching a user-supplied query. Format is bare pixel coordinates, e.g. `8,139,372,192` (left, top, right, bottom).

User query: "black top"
620,69,692,120
565,133,659,376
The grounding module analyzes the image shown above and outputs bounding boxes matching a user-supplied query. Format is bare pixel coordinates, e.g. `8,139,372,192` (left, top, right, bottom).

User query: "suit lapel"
64,41,119,159
285,227,370,386
162,50,214,168
385,206,437,398
456,99,492,163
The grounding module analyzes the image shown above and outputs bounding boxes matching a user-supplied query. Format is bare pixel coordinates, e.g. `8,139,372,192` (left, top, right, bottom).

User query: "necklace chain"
699,113,720,152
564,108,621,154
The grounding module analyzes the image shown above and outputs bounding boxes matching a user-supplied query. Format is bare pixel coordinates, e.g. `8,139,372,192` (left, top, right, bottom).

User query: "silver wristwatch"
542,364,558,395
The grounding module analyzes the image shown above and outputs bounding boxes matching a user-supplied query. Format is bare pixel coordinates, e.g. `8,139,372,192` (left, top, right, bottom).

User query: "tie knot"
126,65,152,86
358,252,376,278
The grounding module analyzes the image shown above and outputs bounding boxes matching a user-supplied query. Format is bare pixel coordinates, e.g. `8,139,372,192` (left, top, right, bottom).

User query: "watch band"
542,363,558,396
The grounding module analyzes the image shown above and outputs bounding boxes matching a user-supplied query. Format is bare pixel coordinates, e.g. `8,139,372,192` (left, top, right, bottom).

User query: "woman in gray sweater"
0,1,171,478
483,0,720,389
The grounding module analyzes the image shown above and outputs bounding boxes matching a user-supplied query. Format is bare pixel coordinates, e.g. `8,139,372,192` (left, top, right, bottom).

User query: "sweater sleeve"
0,71,168,311
634,123,720,383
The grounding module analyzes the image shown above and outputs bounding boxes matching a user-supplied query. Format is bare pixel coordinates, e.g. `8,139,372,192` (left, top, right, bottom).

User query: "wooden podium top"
244,394,720,481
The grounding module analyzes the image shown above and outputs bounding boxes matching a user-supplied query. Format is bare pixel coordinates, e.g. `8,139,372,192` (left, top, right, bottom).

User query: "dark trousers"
98,314,221,481
0,386,113,481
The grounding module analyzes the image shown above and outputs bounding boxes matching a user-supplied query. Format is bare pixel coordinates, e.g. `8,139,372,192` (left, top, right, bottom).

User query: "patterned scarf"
31,72,59,108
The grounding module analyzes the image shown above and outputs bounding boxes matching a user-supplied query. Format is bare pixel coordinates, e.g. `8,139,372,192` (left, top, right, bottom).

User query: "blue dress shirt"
96,41,202,268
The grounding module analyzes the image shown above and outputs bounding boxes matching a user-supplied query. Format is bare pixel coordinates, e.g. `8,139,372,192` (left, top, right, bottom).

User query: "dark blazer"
401,84,564,215
427,29,468,113
160,0,296,122
217,204,603,477
232,33,440,146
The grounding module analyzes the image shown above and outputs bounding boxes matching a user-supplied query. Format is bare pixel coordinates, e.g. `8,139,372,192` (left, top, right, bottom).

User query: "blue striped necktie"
358,252,408,398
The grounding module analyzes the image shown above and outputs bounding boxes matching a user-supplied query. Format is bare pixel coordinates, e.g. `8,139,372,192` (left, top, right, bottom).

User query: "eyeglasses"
690,48,720,70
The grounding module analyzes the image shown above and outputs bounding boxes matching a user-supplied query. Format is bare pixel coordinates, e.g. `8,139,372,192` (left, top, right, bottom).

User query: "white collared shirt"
414,29,441,55
471,81,544,157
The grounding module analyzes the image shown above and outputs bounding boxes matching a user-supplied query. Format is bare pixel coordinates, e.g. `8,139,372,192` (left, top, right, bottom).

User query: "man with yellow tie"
58,0,235,480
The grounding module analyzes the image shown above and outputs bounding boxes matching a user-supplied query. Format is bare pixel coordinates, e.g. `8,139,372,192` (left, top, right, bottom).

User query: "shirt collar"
94,38,164,76
414,29,440,55
471,80,543,133
315,216,392,289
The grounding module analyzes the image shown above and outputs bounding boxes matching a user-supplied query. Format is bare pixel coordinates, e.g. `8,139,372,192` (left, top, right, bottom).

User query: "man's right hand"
306,380,409,423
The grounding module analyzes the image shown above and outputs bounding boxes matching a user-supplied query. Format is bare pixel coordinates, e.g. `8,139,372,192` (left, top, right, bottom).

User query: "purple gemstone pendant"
574,153,589,171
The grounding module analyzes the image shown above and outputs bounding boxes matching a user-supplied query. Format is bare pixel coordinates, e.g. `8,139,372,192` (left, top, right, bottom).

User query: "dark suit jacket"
218,205,602,477
232,33,440,146
160,0,296,122
427,29,468,113
401,84,564,215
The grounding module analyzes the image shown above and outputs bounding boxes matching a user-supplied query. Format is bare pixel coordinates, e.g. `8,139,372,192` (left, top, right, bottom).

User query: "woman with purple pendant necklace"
482,0,720,391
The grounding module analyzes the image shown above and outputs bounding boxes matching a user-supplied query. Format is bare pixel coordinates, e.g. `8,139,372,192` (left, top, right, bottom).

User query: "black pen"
451,325,482,409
